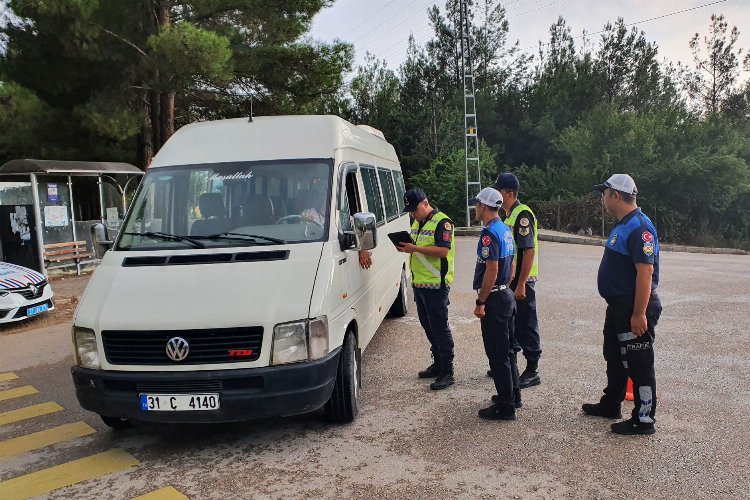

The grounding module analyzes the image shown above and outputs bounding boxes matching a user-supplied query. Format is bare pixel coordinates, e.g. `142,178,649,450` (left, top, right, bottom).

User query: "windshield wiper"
122,231,206,248
204,232,287,245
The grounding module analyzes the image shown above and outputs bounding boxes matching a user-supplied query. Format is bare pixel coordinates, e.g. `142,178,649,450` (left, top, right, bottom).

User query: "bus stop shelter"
0,159,143,275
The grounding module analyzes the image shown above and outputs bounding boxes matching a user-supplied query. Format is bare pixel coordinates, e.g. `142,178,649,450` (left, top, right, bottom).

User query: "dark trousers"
481,289,520,408
600,293,662,424
511,280,542,363
414,287,454,367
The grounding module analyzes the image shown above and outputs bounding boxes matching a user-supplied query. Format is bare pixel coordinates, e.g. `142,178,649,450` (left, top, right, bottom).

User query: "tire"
387,268,409,317
100,415,132,430
324,332,360,423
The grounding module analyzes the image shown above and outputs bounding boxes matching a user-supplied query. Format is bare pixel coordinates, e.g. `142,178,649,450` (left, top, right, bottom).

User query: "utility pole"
459,0,481,227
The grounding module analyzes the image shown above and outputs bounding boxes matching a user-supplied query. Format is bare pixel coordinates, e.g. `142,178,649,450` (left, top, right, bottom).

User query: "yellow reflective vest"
409,212,455,288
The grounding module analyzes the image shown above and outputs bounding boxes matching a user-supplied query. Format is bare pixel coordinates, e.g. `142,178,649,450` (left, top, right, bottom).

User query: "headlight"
308,316,329,360
272,321,308,365
73,326,101,369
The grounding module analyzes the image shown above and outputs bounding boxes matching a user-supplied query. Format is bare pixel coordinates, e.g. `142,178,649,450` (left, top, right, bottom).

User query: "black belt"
475,285,508,294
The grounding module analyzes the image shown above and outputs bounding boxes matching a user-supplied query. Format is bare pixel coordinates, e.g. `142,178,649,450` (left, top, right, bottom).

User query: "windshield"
117,160,332,250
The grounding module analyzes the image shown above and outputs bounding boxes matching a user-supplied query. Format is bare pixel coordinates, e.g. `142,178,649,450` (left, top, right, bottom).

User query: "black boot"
478,403,516,420
518,360,541,389
582,402,622,419
491,391,523,409
430,364,454,390
418,361,441,379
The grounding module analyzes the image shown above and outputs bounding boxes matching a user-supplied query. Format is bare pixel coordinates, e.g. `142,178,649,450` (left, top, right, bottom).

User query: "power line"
356,0,438,52
341,0,400,39
352,0,431,44
389,0,728,68
507,0,568,19
524,0,728,51
374,0,561,61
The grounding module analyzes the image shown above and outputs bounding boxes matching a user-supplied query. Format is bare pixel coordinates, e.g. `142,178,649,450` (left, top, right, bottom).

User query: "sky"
310,0,750,75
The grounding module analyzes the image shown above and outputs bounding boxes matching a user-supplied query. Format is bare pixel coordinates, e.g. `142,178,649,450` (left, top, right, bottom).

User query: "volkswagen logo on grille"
165,337,190,362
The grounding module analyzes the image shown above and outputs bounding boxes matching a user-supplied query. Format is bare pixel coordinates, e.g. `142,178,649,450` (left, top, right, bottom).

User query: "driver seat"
243,194,275,225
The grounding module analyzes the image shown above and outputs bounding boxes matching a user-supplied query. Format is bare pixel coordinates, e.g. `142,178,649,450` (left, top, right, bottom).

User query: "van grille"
101,327,263,365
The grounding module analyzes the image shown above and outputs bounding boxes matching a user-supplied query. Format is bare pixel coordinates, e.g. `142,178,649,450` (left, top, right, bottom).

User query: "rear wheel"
325,332,359,423
388,268,409,317
100,415,132,430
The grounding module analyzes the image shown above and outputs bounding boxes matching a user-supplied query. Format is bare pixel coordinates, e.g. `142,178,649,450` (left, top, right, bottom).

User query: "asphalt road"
1,239,748,499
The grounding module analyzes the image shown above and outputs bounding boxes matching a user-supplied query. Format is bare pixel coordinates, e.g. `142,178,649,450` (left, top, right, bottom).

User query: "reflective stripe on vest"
504,203,539,278
410,212,455,287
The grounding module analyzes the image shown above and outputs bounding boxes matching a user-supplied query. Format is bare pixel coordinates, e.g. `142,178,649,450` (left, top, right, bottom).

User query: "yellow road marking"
0,448,139,500
0,402,64,426
0,385,39,402
133,486,189,500
0,421,96,458
0,372,19,382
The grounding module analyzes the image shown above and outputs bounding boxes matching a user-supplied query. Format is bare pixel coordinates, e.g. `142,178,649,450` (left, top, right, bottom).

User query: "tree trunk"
138,90,154,169
155,3,175,144
160,91,175,144
149,90,161,150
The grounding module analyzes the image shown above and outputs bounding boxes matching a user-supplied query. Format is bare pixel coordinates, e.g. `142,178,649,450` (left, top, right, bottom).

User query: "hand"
358,250,372,270
474,304,485,319
514,282,526,301
631,313,648,337
398,242,418,254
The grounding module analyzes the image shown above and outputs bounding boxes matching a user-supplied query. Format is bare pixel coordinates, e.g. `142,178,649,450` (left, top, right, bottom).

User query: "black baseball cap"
493,172,520,192
403,188,427,213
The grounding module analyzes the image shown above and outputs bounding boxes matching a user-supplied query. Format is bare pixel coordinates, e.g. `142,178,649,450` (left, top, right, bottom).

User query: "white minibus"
71,115,410,427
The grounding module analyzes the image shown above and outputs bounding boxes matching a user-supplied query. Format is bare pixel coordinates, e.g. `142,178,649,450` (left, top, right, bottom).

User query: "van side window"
378,168,399,220
393,170,406,214
360,167,384,224
340,169,361,232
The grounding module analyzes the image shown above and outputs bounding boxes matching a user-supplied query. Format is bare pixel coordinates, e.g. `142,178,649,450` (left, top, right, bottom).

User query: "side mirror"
91,223,114,258
352,212,377,251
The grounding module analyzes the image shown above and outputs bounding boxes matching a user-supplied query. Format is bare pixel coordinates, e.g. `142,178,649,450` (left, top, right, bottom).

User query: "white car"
0,262,54,324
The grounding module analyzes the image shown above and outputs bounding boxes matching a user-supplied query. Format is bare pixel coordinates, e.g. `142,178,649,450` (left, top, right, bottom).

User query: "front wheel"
388,268,409,317
324,332,359,423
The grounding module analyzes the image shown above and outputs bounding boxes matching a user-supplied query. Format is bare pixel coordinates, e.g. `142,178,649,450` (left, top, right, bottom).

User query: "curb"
454,228,748,256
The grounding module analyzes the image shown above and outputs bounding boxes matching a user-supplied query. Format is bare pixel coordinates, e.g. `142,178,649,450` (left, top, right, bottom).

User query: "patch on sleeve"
642,231,653,243
643,242,654,256
519,217,530,227
481,235,491,246
442,231,451,241
519,227,530,236
609,233,618,246
444,222,452,231
481,246,490,258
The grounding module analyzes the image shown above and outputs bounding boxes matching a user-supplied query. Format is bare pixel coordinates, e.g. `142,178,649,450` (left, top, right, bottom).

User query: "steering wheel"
275,215,324,238
275,215,303,225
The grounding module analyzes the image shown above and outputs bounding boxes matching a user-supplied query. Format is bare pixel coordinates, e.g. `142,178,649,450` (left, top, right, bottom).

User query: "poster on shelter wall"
106,207,121,230
44,205,69,227
10,206,31,242
47,184,59,203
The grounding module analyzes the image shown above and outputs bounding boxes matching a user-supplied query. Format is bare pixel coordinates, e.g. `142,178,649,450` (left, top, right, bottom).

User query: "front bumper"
71,348,341,423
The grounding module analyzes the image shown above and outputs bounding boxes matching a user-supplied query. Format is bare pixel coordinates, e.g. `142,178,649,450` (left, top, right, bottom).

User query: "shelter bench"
43,241,94,275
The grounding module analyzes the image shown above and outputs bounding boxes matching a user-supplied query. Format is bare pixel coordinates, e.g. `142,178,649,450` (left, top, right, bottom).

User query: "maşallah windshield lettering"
209,172,254,181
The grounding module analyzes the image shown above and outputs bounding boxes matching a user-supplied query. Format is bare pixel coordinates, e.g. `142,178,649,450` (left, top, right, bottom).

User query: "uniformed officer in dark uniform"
493,173,542,388
470,187,521,420
397,188,456,391
583,174,663,435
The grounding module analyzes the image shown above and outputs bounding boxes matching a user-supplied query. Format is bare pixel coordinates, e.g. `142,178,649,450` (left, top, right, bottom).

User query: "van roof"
150,115,398,168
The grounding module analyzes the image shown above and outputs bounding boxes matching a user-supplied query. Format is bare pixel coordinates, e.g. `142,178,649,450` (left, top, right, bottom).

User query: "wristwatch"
475,298,485,306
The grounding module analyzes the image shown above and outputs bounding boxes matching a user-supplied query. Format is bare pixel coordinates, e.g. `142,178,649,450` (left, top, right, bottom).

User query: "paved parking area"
0,239,748,499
